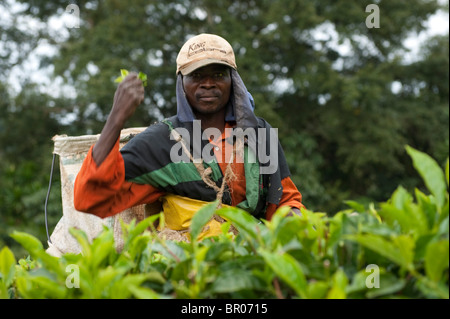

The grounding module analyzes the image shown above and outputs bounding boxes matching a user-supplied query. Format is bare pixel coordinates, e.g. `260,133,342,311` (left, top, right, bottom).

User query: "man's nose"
200,76,216,89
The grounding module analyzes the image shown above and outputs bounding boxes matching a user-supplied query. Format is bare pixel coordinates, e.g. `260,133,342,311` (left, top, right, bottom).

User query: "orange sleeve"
265,177,305,221
74,138,165,219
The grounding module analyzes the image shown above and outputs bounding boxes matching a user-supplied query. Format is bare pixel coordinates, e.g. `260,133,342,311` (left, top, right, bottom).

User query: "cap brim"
179,59,236,75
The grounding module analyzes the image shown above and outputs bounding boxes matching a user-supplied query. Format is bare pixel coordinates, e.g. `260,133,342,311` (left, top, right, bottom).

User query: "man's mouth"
198,96,219,102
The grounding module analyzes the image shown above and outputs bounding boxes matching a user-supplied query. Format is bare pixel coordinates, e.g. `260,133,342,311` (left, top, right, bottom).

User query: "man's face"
182,64,232,116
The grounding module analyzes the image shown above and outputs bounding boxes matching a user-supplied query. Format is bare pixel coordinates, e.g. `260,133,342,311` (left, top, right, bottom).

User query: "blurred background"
1,0,448,255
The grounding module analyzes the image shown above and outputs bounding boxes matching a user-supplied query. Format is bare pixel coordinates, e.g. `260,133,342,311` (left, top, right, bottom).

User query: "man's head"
177,34,236,118
182,64,232,116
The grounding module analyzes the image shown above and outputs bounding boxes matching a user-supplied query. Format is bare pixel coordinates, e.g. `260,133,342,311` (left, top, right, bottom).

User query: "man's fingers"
126,71,138,78
119,75,145,94
114,72,145,110
135,90,145,103
124,72,144,86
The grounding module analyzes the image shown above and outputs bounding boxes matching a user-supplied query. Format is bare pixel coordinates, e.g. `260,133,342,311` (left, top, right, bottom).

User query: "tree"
0,82,64,255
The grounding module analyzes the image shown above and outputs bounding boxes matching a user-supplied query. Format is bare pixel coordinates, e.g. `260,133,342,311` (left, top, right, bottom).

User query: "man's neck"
194,108,227,133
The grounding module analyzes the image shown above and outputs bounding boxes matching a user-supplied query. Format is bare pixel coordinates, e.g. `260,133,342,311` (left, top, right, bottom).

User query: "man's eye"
187,71,226,80
213,72,225,80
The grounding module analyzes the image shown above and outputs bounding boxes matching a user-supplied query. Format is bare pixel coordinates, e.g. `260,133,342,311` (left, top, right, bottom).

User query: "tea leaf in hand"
114,69,147,87
138,72,148,87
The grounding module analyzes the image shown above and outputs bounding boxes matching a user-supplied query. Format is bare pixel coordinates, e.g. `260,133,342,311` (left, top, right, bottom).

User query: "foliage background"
0,0,449,256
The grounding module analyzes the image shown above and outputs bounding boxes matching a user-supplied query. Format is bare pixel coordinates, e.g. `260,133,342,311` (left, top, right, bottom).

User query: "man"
74,34,304,229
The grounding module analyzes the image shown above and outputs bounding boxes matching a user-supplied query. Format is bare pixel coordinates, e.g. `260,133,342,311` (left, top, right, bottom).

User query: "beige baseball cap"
176,33,237,75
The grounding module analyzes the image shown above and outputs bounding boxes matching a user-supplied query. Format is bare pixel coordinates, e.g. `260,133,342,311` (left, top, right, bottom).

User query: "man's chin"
193,105,224,115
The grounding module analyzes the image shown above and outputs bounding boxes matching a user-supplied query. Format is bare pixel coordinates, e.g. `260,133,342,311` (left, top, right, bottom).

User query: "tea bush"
0,146,448,299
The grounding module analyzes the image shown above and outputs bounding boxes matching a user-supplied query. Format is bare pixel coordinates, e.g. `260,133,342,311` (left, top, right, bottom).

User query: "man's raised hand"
92,71,146,166
110,72,145,127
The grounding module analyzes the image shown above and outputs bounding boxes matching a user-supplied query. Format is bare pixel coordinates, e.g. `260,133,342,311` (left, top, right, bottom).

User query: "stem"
273,278,285,299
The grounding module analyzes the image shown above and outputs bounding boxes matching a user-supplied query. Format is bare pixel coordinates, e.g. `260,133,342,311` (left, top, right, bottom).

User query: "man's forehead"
190,64,230,73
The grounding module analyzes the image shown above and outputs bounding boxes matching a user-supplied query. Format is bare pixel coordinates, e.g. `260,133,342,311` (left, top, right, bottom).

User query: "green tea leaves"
114,69,148,87
406,146,447,209
10,231,44,255
346,233,415,271
0,247,16,288
138,72,148,87
2,146,449,299
189,201,219,242
425,240,449,283
259,249,308,298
